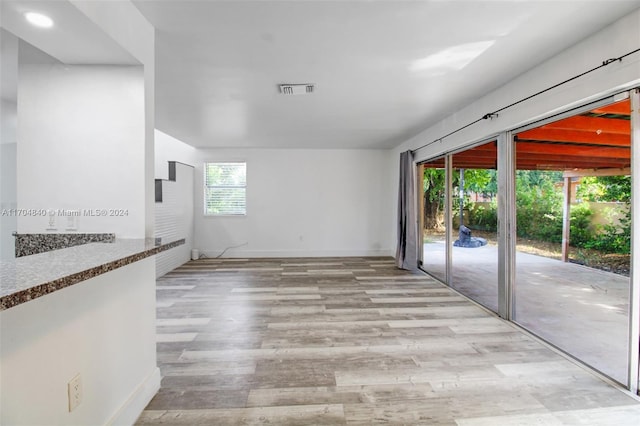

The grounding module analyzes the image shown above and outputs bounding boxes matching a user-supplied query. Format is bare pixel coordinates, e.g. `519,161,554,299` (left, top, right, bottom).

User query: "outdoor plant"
584,207,631,254
514,170,563,242
424,168,630,256
577,175,631,254
467,202,497,231
569,203,595,248
423,168,446,230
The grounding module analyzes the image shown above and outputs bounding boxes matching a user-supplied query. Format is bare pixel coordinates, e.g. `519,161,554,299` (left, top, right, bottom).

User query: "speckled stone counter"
0,238,185,310
14,233,116,257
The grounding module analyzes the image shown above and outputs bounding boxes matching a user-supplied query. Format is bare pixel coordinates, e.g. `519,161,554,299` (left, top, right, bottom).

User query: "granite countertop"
0,238,185,311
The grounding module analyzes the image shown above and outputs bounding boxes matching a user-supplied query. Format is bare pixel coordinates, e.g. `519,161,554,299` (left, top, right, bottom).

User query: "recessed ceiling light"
24,12,54,29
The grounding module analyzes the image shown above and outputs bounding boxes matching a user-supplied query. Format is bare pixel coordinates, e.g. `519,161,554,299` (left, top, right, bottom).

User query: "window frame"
203,161,247,216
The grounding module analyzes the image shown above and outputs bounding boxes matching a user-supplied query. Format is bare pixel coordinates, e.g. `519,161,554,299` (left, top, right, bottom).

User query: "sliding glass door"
450,142,499,312
416,90,639,391
513,96,632,386
419,157,447,283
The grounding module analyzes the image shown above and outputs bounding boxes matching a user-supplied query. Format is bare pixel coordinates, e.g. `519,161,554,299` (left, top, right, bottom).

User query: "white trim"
200,249,395,258
106,367,160,426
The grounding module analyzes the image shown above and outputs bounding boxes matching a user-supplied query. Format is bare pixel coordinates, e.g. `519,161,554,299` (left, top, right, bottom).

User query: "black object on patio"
454,225,487,248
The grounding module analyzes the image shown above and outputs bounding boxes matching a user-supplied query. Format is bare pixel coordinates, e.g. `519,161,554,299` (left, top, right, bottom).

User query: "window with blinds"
204,162,246,215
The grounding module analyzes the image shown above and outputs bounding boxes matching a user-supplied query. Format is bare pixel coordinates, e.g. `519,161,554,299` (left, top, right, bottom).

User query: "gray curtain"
396,150,418,270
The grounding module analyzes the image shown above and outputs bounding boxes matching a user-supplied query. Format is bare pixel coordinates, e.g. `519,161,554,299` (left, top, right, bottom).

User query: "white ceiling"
0,0,138,65
133,0,640,149
6,1,640,150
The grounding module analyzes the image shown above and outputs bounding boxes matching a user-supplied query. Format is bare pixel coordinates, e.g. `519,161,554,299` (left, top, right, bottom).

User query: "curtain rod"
410,47,640,154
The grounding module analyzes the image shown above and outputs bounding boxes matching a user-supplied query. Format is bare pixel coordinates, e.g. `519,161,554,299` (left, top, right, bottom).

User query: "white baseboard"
200,248,395,258
106,367,161,426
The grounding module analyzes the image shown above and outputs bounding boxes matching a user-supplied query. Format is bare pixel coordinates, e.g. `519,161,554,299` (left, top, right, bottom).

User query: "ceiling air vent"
279,83,315,95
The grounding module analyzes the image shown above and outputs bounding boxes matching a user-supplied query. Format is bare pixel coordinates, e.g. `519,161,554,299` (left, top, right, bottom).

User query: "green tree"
577,176,630,202
423,168,498,230
452,168,496,227
460,169,496,198
515,170,564,242
423,168,445,230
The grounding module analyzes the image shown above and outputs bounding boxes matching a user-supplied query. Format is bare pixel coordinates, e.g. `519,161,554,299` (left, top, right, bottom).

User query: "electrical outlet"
46,212,57,231
66,216,78,231
68,374,82,412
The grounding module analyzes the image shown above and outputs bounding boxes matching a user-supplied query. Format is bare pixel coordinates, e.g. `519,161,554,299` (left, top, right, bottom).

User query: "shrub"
468,202,498,232
445,171,630,255
585,208,630,254
569,203,594,247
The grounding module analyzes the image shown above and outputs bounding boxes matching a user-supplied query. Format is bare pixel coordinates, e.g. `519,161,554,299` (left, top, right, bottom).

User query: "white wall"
0,258,159,426
387,8,640,242
2,3,161,425
1,29,18,259
0,142,17,259
155,163,194,277
192,148,393,258
70,0,157,239
17,63,146,237
0,141,17,258
154,130,196,180
154,130,196,275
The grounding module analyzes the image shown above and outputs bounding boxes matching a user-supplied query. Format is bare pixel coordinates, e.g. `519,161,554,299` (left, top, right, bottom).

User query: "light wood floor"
136,257,640,425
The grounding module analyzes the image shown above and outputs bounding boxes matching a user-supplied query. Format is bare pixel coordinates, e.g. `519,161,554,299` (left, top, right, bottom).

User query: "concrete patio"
423,241,631,386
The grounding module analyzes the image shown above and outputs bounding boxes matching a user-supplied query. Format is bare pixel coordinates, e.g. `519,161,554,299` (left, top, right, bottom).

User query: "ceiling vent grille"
279,83,314,95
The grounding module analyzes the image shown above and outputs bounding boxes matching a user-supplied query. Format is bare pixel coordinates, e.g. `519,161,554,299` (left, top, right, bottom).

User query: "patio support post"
459,168,465,227
561,177,571,262
498,131,516,320
629,88,640,395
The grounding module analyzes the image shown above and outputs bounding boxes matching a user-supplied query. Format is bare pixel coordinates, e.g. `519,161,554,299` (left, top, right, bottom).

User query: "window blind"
204,162,246,215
